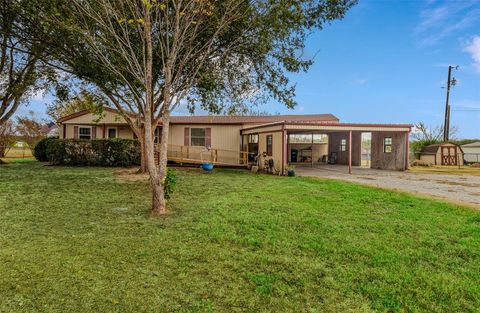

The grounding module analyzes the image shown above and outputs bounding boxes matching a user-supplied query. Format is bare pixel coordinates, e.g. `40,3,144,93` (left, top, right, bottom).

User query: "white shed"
461,142,480,164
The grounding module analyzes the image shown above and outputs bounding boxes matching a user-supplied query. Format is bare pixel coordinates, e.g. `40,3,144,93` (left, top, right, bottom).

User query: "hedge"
33,137,58,162
44,138,141,167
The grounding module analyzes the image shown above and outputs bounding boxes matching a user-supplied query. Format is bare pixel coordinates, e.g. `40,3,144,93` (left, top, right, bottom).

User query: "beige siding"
63,124,135,139
63,110,127,124
258,131,284,172
118,126,134,139
169,124,242,152
419,154,436,165
242,124,283,135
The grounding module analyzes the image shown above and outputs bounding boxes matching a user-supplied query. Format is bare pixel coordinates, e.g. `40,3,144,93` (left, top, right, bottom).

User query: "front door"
441,146,457,166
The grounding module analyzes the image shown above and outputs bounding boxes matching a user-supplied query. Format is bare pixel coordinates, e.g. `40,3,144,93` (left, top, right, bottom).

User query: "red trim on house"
281,125,286,175
348,130,352,174
405,131,410,170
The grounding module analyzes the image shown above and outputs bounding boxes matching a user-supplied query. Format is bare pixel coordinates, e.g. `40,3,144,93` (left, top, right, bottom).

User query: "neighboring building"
57,108,412,172
46,122,59,137
461,142,480,164
419,143,464,166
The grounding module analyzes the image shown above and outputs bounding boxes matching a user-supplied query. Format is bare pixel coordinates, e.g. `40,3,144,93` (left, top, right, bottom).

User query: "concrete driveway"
295,165,480,208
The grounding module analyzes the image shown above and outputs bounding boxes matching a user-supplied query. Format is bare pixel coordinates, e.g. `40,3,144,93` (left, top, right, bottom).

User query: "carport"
241,121,412,174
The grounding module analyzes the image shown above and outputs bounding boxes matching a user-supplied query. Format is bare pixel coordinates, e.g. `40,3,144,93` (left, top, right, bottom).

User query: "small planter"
201,163,214,171
287,170,295,177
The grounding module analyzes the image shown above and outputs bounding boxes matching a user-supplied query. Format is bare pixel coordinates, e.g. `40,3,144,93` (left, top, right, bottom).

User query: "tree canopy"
17,0,357,214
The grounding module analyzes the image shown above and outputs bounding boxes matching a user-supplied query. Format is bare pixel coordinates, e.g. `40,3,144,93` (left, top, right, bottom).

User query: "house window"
154,128,159,144
190,128,206,147
248,134,259,143
340,139,347,152
384,137,393,153
79,127,91,140
107,128,117,138
266,135,273,156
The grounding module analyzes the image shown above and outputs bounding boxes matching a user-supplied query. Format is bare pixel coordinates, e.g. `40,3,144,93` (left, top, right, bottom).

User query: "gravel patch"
295,165,480,208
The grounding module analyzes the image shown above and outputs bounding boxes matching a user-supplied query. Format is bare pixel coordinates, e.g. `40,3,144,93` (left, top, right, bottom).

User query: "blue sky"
24,0,480,138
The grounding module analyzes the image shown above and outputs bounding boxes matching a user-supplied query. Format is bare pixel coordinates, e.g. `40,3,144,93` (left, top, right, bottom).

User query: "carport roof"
241,121,412,133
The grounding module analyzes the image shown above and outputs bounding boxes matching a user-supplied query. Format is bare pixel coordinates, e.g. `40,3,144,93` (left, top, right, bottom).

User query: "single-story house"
461,142,480,164
57,108,412,173
419,143,464,166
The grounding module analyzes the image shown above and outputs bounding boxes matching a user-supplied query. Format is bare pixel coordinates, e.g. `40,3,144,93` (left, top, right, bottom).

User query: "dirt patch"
115,168,149,182
435,180,480,188
357,176,376,180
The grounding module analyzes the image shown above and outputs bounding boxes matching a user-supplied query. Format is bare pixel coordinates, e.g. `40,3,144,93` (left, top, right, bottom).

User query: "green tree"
32,0,356,215
0,119,15,159
15,111,49,150
0,0,54,125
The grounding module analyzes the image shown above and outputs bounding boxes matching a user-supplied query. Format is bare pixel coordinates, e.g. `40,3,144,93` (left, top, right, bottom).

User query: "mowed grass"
1,163,480,312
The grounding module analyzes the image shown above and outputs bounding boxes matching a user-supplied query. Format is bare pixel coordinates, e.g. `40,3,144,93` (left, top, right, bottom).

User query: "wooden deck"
155,144,249,167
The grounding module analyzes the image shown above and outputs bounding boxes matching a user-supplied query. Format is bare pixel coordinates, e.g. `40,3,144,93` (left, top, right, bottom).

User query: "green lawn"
1,162,479,312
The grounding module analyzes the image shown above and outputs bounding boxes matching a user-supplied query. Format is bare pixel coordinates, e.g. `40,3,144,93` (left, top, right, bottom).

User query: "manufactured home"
58,108,412,173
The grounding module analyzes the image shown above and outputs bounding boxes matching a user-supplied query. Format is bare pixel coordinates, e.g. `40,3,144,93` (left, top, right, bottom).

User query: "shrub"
33,137,58,162
46,138,140,167
164,168,176,199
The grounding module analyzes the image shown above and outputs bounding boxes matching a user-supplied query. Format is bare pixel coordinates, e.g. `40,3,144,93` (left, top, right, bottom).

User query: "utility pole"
443,65,458,142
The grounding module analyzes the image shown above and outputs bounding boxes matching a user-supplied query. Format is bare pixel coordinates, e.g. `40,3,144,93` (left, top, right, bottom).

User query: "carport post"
405,131,410,170
348,130,352,174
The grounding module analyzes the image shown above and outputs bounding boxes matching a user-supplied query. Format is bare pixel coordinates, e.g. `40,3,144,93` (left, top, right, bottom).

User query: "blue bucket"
201,163,214,171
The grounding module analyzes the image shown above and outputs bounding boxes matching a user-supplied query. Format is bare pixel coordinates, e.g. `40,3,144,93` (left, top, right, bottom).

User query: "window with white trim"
383,137,392,153
248,134,259,143
79,127,91,140
340,139,347,151
266,135,273,156
190,128,206,146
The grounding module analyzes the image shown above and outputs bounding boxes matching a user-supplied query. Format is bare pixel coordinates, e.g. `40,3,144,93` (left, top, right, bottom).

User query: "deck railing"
155,144,248,166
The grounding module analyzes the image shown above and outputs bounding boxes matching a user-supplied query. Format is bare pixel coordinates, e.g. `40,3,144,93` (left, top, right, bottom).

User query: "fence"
157,144,248,166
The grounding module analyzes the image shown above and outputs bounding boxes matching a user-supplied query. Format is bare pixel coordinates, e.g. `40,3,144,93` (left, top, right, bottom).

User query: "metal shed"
461,142,480,164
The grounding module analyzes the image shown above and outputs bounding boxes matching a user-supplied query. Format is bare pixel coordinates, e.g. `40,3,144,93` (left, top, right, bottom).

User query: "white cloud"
464,36,480,73
415,1,480,46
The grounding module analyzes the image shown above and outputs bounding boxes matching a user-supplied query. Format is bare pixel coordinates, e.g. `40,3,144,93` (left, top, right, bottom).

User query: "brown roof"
241,120,412,131
422,144,441,154
169,114,339,124
421,143,462,154
57,107,339,124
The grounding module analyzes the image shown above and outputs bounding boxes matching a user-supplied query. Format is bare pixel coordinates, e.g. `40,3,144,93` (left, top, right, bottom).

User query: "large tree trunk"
158,118,170,174
138,132,148,174
143,6,167,216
